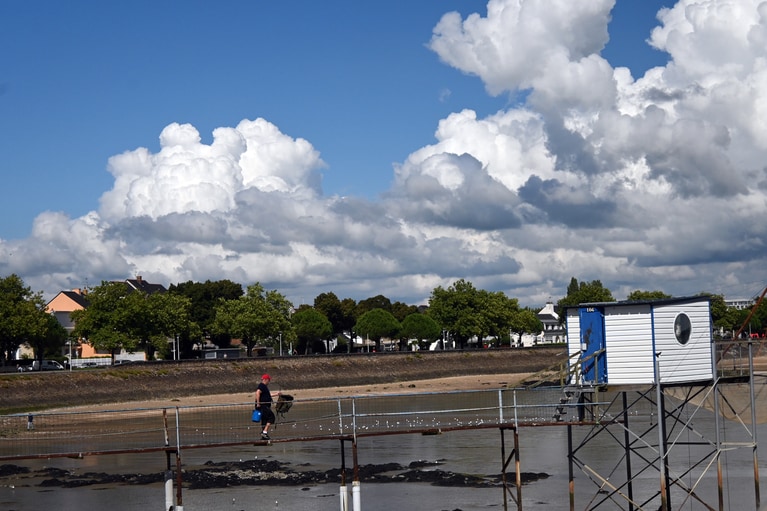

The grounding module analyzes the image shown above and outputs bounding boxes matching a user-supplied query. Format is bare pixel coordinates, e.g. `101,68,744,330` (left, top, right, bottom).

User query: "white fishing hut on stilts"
561,295,760,510
566,296,713,387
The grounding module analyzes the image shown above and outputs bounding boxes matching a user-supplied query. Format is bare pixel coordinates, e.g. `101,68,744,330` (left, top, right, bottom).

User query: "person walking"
255,374,279,440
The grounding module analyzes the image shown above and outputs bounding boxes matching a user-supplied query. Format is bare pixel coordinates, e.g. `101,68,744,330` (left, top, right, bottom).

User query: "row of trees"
0,273,762,366
557,277,753,336
70,282,196,361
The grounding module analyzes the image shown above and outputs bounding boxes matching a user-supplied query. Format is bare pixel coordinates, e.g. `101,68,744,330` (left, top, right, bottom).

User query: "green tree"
265,288,296,354
481,291,519,347
400,313,441,350
357,295,392,316
313,292,344,335
510,308,543,346
72,281,192,362
0,275,67,366
71,281,138,360
428,279,486,349
0,274,55,365
557,277,615,317
699,293,731,334
727,294,767,338
292,308,332,354
391,301,418,322
339,297,358,353
169,279,243,352
211,283,292,357
27,312,68,366
355,308,400,352
120,288,195,361
150,292,198,360
714,305,744,337
122,290,161,360
626,290,672,301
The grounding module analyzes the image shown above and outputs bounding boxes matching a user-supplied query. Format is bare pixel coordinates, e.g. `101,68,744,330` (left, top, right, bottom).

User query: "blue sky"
1,1,499,235
2,0,765,307
1,1,668,237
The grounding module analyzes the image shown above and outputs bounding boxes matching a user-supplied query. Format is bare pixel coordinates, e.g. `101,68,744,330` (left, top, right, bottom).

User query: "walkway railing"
0,387,590,460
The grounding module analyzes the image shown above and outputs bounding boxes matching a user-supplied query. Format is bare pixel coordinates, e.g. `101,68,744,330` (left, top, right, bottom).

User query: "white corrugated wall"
566,309,582,382
566,309,581,358
603,304,655,385
652,301,713,384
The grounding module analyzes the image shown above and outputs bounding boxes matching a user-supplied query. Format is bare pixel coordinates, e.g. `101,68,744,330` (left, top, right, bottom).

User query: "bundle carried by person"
275,393,294,419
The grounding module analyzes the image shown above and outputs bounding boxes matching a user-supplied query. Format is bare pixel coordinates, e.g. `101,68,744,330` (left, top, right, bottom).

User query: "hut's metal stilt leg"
568,424,574,511
500,426,522,511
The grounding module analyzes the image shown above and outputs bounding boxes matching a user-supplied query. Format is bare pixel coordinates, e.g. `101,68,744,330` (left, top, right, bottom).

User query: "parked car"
32,360,65,371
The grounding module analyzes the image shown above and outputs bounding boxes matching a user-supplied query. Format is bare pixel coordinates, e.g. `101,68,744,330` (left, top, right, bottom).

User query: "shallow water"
0,429,566,511
1,390,766,510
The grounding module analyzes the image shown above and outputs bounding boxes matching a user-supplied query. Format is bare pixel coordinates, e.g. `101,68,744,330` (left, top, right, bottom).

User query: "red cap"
261,374,271,381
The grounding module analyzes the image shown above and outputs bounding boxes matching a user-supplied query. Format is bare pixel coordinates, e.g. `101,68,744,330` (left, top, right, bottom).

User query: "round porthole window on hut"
674,313,692,345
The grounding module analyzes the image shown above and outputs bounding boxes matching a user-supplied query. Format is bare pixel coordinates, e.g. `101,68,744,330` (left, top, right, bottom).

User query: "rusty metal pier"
0,354,761,510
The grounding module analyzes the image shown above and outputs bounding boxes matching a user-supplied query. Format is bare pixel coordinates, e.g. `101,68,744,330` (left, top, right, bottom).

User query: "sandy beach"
56,372,535,413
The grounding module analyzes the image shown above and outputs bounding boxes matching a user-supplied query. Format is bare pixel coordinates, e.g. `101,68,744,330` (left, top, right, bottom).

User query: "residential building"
46,277,167,362
725,298,754,310
537,301,566,344
45,288,89,359
123,275,167,295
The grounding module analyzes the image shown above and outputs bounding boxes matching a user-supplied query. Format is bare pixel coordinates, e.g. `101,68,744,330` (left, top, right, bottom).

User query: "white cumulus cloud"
3,0,767,307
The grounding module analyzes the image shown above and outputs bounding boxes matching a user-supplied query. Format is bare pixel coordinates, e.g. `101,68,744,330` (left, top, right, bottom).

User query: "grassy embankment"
0,348,566,414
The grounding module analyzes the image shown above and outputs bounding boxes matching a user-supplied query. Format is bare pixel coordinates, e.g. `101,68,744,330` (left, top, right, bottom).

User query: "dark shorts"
260,405,275,425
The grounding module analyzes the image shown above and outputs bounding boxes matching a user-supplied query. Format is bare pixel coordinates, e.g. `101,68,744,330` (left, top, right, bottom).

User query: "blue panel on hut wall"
579,307,607,384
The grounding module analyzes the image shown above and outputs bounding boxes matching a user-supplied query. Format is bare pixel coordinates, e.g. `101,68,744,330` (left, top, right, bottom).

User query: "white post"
340,484,349,511
164,471,174,510
352,481,361,511
175,407,184,511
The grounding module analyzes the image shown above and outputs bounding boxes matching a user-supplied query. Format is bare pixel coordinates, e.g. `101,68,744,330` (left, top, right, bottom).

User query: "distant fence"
0,387,585,460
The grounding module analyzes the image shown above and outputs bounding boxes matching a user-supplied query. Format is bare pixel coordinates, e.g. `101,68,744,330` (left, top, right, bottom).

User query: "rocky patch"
2,458,549,490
